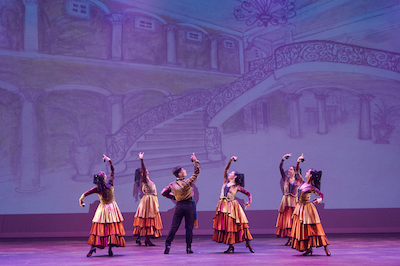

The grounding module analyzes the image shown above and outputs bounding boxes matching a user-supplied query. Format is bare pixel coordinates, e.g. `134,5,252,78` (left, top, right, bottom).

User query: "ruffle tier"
133,214,163,237
291,214,329,251
212,199,253,244
88,221,126,248
275,206,294,238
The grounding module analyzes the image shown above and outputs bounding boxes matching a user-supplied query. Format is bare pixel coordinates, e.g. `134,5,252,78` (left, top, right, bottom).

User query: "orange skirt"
212,199,253,244
275,206,294,238
291,214,329,251
133,213,163,237
87,222,126,248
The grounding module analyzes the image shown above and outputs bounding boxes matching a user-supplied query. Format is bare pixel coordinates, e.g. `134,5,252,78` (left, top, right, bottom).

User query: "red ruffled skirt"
87,222,126,248
291,214,329,251
275,206,294,238
133,214,163,237
212,199,253,244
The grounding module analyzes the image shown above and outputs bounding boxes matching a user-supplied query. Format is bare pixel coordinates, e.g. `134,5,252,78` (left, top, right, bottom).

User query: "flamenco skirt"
133,213,163,237
275,206,294,238
133,194,163,237
87,221,126,249
290,214,329,252
212,199,253,245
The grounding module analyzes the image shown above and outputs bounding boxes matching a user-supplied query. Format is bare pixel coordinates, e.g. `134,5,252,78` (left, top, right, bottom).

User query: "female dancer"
291,168,330,256
79,154,126,257
212,156,254,253
133,152,163,246
275,153,305,245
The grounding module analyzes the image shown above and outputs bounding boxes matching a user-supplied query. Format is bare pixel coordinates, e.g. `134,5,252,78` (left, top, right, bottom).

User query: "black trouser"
165,199,195,246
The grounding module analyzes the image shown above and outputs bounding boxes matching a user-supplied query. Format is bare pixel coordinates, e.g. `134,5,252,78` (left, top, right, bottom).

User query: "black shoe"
186,244,193,254
136,237,142,245
86,247,96,257
108,247,113,257
164,244,170,254
246,241,255,253
324,246,331,256
302,248,313,256
284,238,291,246
145,240,155,246
223,245,234,253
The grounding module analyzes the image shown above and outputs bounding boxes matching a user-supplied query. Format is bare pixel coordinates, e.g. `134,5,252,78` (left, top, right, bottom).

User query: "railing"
105,84,229,164
204,40,400,125
107,41,400,164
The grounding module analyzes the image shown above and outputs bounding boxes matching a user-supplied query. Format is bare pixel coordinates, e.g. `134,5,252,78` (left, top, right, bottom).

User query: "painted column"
287,93,302,138
16,88,44,193
22,0,39,52
108,95,124,134
108,14,125,60
209,34,219,71
243,103,257,134
315,94,328,134
359,94,374,140
166,24,177,65
285,23,296,44
238,40,245,74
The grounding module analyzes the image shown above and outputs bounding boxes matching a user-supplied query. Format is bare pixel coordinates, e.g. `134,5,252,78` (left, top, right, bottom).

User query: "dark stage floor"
1,233,399,266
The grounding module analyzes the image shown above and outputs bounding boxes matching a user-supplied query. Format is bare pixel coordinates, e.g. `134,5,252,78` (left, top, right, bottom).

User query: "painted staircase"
116,109,223,183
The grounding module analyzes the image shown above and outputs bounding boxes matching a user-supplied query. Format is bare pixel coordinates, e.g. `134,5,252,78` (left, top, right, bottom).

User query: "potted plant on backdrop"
372,100,400,144
50,107,97,181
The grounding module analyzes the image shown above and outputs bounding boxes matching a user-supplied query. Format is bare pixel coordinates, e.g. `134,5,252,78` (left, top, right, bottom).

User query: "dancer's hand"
139,152,144,159
283,153,292,160
231,156,238,161
102,154,111,162
190,152,197,162
244,202,251,209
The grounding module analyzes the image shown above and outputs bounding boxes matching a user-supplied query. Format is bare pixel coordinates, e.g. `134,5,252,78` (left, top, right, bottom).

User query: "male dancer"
161,153,200,254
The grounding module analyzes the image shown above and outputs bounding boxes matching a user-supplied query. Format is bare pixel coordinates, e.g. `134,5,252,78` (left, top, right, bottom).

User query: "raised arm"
224,156,237,183
280,153,291,180
295,153,305,183
187,153,200,185
103,154,114,184
139,152,148,183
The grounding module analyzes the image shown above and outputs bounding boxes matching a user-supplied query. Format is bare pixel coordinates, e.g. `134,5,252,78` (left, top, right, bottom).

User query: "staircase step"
152,128,205,134
137,139,204,148
144,133,205,141
162,123,204,129
130,147,207,156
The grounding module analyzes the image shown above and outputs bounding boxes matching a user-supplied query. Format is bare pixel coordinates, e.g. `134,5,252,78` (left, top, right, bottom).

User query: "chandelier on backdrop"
233,0,296,27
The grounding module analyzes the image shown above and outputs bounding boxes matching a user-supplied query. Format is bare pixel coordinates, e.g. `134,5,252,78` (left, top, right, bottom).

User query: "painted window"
186,31,202,42
135,17,156,31
67,1,90,19
224,40,236,50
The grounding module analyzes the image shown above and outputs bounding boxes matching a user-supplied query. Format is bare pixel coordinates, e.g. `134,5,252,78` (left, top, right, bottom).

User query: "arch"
88,0,111,14
123,8,168,25
44,84,111,96
176,23,210,35
123,87,171,98
0,80,20,93
208,76,284,127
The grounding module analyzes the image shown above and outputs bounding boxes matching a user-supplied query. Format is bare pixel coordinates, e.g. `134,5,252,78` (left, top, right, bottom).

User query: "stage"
1,233,399,265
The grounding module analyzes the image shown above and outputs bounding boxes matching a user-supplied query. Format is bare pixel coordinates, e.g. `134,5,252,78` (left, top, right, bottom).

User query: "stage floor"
1,233,399,265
